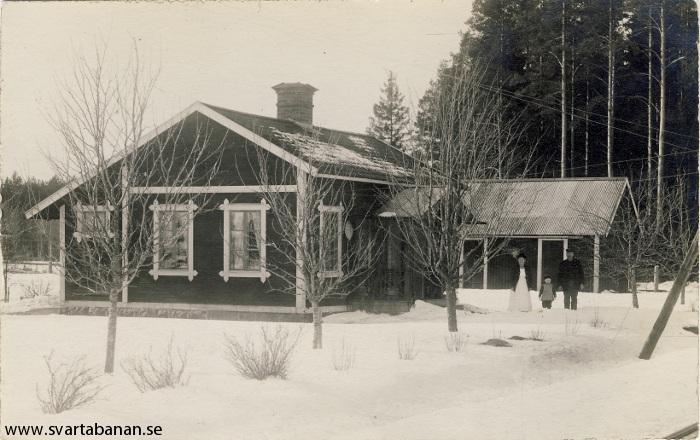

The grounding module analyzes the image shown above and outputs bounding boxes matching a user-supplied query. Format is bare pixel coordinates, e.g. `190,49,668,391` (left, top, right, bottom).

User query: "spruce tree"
367,71,411,150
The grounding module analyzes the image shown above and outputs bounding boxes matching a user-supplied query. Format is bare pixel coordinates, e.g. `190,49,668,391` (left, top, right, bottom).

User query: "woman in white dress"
508,253,533,312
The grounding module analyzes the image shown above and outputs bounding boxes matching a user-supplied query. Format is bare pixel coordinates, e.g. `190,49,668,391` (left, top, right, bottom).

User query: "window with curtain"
148,201,198,281
219,199,270,282
229,210,261,271
319,205,343,277
159,210,189,270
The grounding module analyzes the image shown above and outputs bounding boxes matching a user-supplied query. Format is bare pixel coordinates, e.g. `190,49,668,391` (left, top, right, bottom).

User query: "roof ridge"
200,102,294,126
202,102,412,162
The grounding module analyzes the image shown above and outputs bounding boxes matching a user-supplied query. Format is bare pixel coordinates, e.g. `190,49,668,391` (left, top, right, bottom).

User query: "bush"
121,336,189,393
589,308,609,329
223,325,301,380
22,280,53,299
565,315,580,336
397,334,418,360
529,328,545,341
36,353,103,414
331,338,356,371
444,332,469,352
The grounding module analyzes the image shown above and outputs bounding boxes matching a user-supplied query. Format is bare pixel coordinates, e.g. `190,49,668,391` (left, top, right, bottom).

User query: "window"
148,200,198,281
319,203,343,278
73,203,114,242
219,199,270,282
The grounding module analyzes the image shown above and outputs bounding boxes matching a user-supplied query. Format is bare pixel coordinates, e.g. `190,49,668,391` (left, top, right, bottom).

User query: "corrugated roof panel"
379,178,630,237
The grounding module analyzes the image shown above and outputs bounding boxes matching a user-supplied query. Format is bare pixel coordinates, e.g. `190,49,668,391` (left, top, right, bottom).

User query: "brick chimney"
272,82,318,125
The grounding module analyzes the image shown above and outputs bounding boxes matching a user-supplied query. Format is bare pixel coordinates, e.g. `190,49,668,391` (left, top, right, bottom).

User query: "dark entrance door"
541,240,564,287
461,240,484,288
385,232,402,296
487,238,538,289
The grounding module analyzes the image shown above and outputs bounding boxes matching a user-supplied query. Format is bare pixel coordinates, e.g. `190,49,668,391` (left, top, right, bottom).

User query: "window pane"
229,211,261,271
160,211,188,269
321,211,339,272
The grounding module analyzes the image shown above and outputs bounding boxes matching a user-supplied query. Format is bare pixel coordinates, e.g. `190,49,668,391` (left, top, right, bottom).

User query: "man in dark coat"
558,249,585,310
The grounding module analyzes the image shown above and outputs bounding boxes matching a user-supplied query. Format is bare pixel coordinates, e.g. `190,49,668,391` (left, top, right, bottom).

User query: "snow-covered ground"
0,277,697,439
0,272,60,314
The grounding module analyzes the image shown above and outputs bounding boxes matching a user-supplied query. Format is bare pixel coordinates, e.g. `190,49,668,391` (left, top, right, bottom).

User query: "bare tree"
49,44,224,373
655,0,667,231
255,147,379,349
606,0,616,178
386,63,534,332
560,0,567,178
652,175,697,300
599,173,695,307
598,179,654,308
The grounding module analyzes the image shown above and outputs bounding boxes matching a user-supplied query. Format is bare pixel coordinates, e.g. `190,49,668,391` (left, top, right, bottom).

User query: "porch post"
295,168,307,312
482,238,488,289
121,166,129,303
536,238,543,291
563,238,569,259
593,234,600,293
59,204,66,303
458,241,464,289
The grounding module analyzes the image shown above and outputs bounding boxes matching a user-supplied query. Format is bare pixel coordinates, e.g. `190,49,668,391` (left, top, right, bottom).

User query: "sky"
0,0,473,180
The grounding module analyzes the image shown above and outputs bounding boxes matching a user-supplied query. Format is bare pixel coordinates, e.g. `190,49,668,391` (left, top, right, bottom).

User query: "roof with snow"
25,102,413,219
378,178,635,237
201,103,412,181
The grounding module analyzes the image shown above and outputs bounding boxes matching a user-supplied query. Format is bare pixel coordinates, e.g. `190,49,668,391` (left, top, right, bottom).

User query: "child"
539,275,556,309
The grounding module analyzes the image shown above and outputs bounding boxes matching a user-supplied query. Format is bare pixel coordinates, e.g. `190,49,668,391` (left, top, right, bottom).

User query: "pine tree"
367,71,411,150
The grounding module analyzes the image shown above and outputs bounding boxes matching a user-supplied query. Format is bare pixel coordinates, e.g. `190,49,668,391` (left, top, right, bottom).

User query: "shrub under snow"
36,353,103,414
589,308,609,329
331,338,356,371
224,325,301,380
444,332,469,352
121,336,189,393
397,334,418,360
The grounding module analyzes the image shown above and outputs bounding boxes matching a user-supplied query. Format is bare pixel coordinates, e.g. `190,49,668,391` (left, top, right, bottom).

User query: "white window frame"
73,203,115,242
148,200,198,281
219,199,271,282
318,202,344,278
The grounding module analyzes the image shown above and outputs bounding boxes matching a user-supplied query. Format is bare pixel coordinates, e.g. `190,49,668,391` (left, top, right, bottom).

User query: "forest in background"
363,0,698,287
1,174,63,261
370,0,697,187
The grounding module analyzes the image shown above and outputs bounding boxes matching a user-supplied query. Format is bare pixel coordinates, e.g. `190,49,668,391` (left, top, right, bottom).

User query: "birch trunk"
560,0,567,178
570,46,575,174
585,74,590,176
311,300,322,349
607,0,615,178
446,284,458,332
647,2,654,179
656,1,666,230
631,269,639,309
104,289,119,373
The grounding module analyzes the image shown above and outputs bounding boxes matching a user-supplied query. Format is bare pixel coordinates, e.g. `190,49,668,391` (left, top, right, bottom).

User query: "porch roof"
377,178,635,237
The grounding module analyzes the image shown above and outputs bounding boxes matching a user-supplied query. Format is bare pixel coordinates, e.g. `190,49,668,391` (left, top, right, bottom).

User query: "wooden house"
25,83,634,318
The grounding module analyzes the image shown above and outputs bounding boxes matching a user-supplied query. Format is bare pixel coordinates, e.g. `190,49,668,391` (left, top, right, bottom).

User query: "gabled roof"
201,103,412,181
378,178,635,237
25,102,412,219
